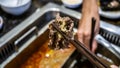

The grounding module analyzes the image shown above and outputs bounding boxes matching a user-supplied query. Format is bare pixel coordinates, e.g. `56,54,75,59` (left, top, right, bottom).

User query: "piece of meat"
48,13,74,50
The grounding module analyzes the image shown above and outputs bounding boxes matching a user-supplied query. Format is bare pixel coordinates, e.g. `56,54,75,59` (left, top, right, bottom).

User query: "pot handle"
14,26,38,52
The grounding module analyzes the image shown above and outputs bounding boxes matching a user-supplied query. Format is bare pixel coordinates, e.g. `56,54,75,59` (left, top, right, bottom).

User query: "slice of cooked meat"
48,13,74,50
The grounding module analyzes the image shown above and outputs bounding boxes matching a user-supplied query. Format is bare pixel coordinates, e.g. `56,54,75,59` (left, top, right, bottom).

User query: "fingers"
91,26,99,52
77,30,84,44
77,19,91,49
83,32,91,49
77,23,99,52
77,29,91,49
110,65,119,68
91,39,97,53
77,14,100,53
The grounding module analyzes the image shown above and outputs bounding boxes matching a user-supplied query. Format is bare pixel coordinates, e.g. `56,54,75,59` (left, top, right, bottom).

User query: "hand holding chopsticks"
51,22,110,68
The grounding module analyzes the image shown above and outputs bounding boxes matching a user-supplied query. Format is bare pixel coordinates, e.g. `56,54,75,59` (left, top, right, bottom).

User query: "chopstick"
51,22,110,68
90,17,96,50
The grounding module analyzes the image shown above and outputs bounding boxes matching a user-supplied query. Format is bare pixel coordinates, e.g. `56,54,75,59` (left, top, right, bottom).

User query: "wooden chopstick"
90,17,96,50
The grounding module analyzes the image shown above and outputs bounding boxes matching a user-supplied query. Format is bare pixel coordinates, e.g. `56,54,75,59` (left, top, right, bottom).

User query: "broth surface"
20,40,75,68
